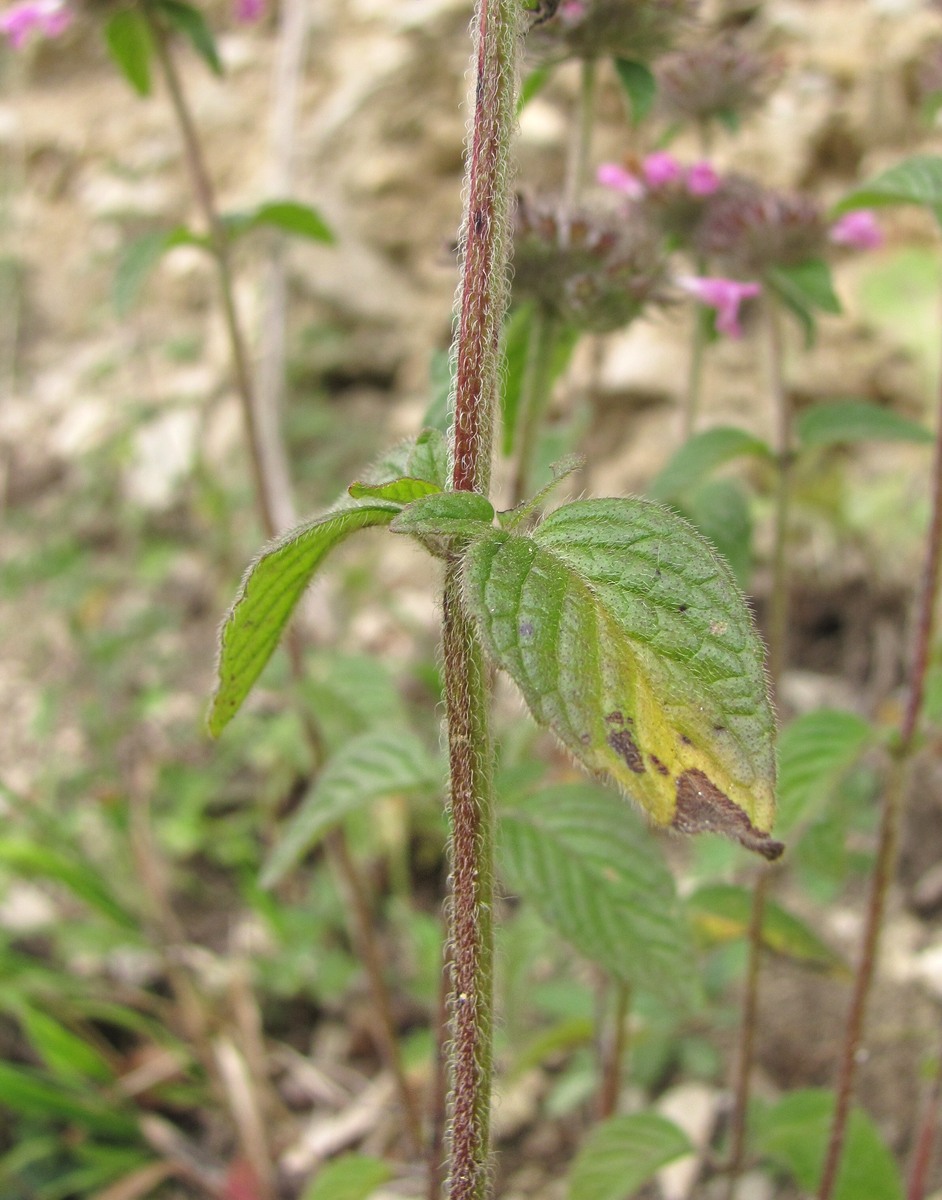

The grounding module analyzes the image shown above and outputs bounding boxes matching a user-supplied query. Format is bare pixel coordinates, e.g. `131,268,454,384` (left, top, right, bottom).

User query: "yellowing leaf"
461,498,780,858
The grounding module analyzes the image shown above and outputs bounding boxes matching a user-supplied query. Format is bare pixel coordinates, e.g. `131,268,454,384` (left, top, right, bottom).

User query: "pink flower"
677,275,761,338
686,160,720,197
597,162,644,199
558,0,586,23
643,151,682,188
829,209,883,250
233,0,264,21
0,0,71,48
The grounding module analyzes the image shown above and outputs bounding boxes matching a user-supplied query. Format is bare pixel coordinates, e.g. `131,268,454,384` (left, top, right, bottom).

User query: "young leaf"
613,58,657,125
776,709,873,839
261,728,440,887
348,477,441,503
224,200,335,245
833,154,942,218
686,883,845,971
209,499,400,736
462,498,781,858
567,1112,692,1200
648,426,771,503
518,64,553,113
796,400,933,448
104,10,153,96
300,1154,392,1200
155,0,223,76
752,1089,902,1200
389,490,495,543
500,784,698,1003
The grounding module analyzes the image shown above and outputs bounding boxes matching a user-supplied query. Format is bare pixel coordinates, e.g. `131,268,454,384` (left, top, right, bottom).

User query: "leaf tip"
672,769,784,861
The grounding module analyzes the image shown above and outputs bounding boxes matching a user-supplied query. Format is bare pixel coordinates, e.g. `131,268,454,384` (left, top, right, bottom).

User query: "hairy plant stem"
724,297,790,1198
147,8,421,1155
564,58,597,213
511,307,557,506
818,287,942,1200
442,1,518,1195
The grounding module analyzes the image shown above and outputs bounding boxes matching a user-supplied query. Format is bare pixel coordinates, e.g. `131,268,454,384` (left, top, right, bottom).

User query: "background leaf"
500,784,697,1003
648,426,771,504
677,479,754,588
112,227,208,316
462,499,780,857
300,1154,392,1200
752,1089,902,1200
567,1112,692,1200
104,11,153,96
687,883,845,971
833,154,942,217
775,709,874,839
261,728,440,887
797,401,933,448
224,200,335,245
613,58,657,125
155,0,223,75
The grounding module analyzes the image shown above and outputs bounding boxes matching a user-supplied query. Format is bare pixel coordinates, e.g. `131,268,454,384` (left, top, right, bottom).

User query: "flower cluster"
512,194,667,332
0,0,71,49
656,37,778,128
528,0,699,64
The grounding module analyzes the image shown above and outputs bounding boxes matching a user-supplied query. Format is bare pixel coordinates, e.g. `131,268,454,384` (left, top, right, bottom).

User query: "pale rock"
597,321,688,399
519,98,567,150
914,939,942,1001
77,170,172,220
0,882,57,932
124,408,200,510
49,396,114,458
656,1082,720,1200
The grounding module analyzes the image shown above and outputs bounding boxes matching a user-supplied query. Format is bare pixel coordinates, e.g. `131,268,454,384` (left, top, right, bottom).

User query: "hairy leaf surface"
500,785,697,1002
463,498,780,857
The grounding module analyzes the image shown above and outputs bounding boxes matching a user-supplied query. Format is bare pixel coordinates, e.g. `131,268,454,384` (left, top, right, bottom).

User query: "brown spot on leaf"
607,727,645,774
605,711,624,725
673,769,784,861
649,754,670,777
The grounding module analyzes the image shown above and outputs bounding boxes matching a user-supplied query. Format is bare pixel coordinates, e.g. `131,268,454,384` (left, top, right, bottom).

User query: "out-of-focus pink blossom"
0,0,71,48
677,274,761,338
829,209,883,250
234,0,264,21
686,160,720,196
643,151,682,188
597,162,645,199
558,0,586,23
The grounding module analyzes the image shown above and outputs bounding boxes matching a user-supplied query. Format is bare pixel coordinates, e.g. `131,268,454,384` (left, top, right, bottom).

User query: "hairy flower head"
656,37,778,127
529,0,698,64
513,194,666,331
694,176,827,275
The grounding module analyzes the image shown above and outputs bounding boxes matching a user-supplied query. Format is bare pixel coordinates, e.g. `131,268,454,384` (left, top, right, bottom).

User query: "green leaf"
300,1154,392,1200
462,498,781,858
501,784,697,1003
209,499,400,736
348,477,441,503
648,426,771,503
405,427,450,488
796,401,933,448
776,710,873,839
0,1061,136,1136
155,0,223,75
687,883,845,971
261,728,440,887
767,259,841,346
613,58,657,125
389,490,495,544
0,840,137,930
224,200,335,244
18,1007,115,1085
104,10,153,96
113,227,208,316
679,479,753,589
568,1112,693,1200
753,1089,902,1200
833,154,942,219
518,65,553,113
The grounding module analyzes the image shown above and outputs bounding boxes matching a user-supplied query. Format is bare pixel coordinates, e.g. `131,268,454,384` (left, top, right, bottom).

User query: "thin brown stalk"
597,982,632,1120
564,58,597,212
817,281,942,1200
906,1013,942,1200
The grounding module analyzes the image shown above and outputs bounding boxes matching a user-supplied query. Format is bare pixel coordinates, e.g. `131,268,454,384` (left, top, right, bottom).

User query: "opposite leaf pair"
209,428,781,859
